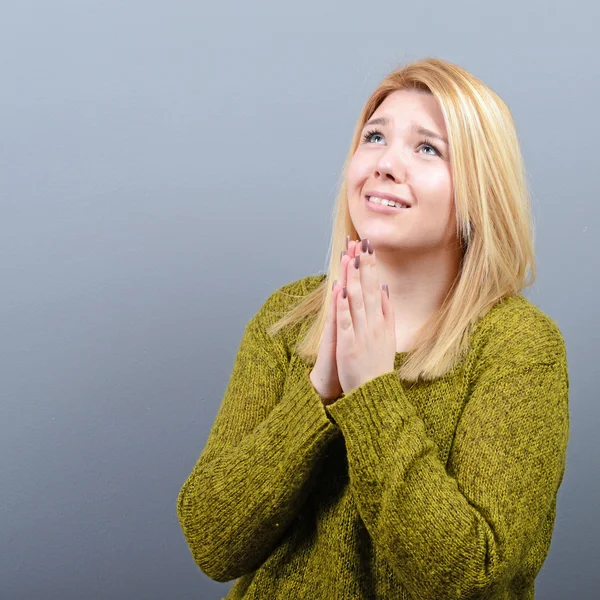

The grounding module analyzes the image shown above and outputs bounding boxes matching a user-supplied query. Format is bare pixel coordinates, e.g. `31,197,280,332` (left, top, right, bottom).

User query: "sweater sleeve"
176,288,340,582
325,354,570,599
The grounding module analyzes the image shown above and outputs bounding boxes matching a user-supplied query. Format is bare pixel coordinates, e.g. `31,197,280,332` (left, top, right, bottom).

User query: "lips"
365,196,410,214
364,190,412,208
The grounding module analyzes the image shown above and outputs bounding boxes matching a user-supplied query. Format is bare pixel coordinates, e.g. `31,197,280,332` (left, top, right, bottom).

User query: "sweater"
177,273,570,600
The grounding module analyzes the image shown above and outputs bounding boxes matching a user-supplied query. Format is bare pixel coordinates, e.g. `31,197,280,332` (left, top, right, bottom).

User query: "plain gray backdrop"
1,1,598,598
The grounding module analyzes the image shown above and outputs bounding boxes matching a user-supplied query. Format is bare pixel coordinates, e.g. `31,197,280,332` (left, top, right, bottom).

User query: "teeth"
368,196,409,209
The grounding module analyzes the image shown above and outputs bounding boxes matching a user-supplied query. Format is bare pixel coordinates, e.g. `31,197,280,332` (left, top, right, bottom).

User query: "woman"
177,57,570,599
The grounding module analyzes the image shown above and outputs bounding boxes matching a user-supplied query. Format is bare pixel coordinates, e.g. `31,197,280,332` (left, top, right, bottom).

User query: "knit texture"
177,274,570,600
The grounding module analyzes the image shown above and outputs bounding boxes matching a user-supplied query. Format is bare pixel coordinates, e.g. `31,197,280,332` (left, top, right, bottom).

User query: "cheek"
346,155,367,186
415,165,450,189
414,167,453,205
348,147,382,177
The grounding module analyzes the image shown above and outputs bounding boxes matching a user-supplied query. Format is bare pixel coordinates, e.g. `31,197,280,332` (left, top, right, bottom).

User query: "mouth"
365,195,411,213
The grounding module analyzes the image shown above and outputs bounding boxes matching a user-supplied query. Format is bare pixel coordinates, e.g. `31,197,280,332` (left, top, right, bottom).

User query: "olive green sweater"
177,274,570,600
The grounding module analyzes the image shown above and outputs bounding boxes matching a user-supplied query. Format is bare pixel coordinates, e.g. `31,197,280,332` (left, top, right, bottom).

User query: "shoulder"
469,294,568,370
276,273,328,299
251,273,327,328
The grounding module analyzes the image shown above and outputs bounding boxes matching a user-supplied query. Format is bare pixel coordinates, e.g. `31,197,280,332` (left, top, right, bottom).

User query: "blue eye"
361,128,442,157
362,129,384,144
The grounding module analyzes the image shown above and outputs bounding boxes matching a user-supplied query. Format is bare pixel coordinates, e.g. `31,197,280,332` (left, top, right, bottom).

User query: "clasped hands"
312,236,397,403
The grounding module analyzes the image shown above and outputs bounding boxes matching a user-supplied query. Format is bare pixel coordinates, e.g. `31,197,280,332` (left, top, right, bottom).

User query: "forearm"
177,369,340,582
326,363,569,599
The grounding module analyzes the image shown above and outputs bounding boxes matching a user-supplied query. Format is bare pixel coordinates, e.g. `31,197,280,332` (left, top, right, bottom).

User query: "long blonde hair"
267,57,536,382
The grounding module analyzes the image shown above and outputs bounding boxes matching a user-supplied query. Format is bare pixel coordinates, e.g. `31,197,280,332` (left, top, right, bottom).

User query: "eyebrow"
363,116,448,146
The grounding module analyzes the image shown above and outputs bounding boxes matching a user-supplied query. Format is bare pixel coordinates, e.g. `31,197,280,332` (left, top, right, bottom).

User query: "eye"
361,129,443,158
420,137,442,157
361,128,384,144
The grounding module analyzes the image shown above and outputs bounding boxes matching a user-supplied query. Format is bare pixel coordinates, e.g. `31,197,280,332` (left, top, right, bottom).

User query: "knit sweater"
177,273,570,600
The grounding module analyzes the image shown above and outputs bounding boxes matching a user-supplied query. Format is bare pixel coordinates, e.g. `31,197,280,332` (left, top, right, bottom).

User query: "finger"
380,283,395,334
338,239,359,289
345,247,367,339
357,239,383,329
339,244,354,287
336,280,355,350
324,279,340,345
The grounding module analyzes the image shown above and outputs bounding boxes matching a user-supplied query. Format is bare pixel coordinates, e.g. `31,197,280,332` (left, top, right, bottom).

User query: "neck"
374,245,463,345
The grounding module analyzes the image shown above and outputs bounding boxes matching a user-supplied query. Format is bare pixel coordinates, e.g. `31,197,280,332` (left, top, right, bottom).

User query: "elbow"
176,485,250,583
179,523,252,582
396,539,507,600
411,575,500,600
189,549,242,583
183,538,243,582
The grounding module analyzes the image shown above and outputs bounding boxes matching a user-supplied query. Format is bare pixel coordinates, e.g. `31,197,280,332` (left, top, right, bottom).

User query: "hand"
309,237,360,405
336,238,396,395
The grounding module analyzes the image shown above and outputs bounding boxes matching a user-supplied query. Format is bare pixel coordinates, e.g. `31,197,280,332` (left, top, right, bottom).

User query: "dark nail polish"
368,240,374,254
361,239,368,253
342,286,347,299
354,255,360,269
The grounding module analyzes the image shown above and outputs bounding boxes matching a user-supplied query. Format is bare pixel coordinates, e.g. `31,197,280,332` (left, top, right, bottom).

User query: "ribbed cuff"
324,372,418,464
273,366,341,462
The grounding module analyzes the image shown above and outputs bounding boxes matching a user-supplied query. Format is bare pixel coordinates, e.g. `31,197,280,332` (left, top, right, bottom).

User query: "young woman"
177,57,570,599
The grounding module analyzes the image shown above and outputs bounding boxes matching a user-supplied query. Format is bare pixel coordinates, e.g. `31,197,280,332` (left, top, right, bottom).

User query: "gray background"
1,1,598,598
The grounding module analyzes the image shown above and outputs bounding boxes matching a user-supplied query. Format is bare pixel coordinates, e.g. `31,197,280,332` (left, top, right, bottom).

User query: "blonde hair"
266,56,536,383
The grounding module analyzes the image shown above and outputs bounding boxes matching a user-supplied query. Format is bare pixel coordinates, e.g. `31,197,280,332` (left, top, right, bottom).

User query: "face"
347,89,457,256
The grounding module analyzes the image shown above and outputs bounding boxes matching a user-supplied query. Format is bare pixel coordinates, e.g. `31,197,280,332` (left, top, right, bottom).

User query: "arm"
176,289,340,582
325,356,570,599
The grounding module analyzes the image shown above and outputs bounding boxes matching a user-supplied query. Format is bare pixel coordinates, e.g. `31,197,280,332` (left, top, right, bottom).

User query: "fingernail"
361,239,368,253
384,284,389,299
345,235,350,250
354,255,360,269
342,286,347,299
340,250,346,262
368,240,374,254
332,279,337,290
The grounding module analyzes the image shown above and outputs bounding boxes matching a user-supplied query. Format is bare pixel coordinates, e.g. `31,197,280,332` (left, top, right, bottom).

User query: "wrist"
309,370,341,405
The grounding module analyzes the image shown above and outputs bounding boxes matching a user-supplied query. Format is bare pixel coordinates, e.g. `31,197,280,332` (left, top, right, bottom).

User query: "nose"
373,146,407,183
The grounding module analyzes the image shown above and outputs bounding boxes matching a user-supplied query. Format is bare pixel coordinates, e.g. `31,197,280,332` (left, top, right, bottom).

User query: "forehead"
372,90,446,134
